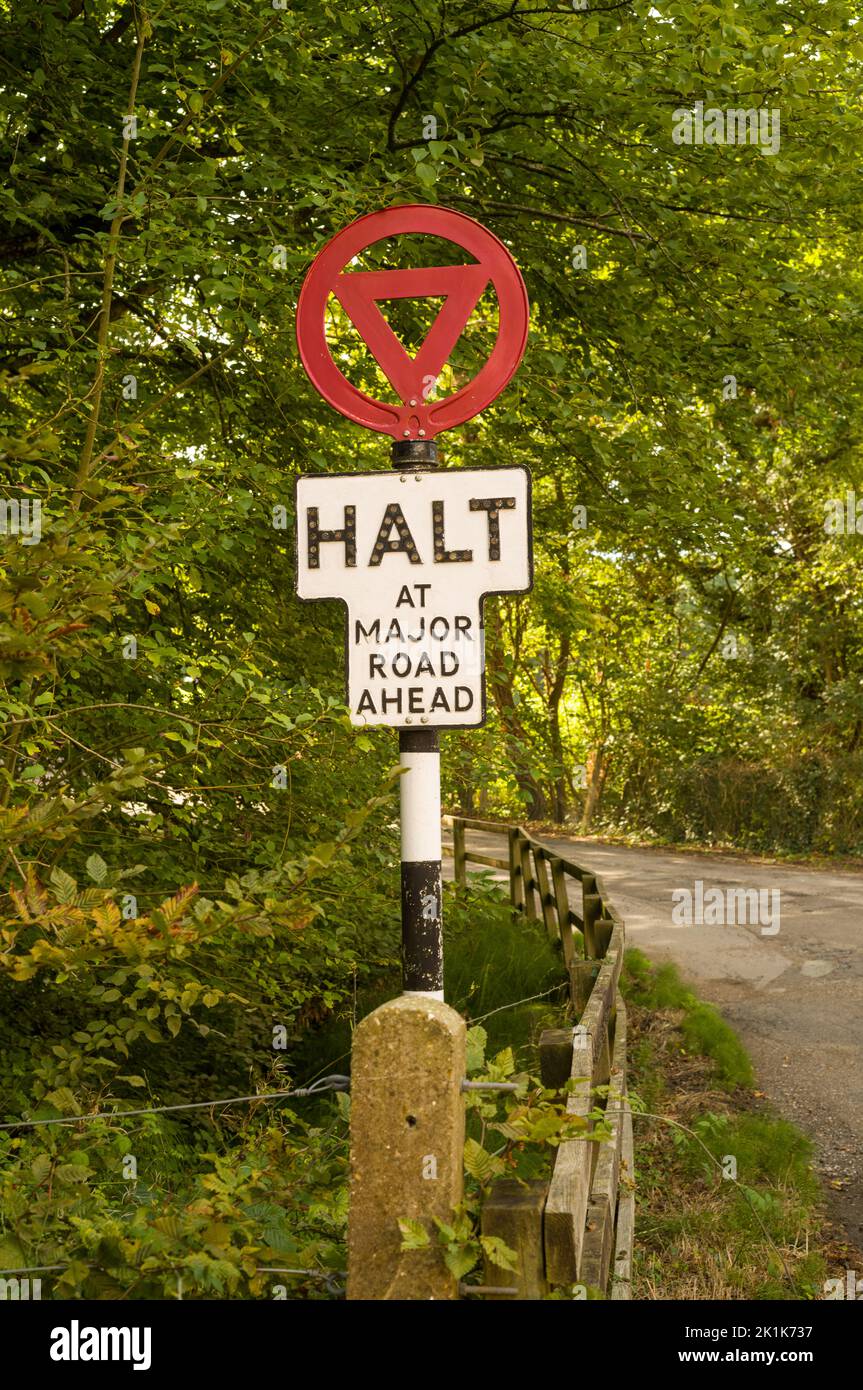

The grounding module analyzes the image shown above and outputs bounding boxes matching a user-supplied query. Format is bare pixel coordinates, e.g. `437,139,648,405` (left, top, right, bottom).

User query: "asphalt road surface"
445,828,863,1245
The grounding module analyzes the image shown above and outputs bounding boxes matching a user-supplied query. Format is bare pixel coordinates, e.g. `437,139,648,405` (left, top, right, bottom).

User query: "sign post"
399,725,443,995
295,204,531,997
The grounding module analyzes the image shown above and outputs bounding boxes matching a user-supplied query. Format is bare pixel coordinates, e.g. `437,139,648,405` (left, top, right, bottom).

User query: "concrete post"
347,994,466,1300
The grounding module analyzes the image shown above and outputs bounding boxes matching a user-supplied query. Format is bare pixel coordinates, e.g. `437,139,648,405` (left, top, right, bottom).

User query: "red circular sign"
296,204,529,440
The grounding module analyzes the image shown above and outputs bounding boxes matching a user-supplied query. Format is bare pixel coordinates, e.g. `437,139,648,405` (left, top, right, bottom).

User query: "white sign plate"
295,466,532,728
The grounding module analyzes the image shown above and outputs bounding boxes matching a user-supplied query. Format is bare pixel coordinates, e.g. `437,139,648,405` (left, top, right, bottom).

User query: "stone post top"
360,993,465,1033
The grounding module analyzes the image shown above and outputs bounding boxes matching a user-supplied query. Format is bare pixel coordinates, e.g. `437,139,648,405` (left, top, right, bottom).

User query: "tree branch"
473,199,649,242
71,15,148,509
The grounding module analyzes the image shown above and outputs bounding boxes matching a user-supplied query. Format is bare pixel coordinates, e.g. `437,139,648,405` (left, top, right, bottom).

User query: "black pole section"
392,439,439,469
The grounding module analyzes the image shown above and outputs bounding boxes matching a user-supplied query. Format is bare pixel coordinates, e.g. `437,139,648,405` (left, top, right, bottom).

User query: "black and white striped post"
399,726,443,997
392,439,444,998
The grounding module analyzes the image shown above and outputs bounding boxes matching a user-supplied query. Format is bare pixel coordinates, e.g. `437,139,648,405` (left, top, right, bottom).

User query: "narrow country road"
444,827,863,1246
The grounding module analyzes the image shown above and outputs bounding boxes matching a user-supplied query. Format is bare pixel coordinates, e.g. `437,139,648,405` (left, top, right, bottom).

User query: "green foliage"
291,882,564,1083
679,1111,820,1200
399,1014,613,1291
664,1111,824,1293
1,0,859,1296
444,878,566,1052
623,950,754,1088
0,1107,349,1299
681,1003,755,1091
398,1207,519,1283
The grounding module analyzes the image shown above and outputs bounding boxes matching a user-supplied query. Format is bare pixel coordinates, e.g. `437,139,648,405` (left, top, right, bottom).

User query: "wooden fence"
445,815,634,1300
346,816,633,1300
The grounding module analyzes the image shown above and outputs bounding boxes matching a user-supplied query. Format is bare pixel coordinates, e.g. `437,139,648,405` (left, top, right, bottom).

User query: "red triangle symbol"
332,263,491,402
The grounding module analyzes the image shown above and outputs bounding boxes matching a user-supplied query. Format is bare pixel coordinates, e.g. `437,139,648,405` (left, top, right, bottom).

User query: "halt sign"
295,204,529,440
296,465,532,727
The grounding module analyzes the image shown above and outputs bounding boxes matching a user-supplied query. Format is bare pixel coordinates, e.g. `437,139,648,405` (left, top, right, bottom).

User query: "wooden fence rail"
444,815,634,1300
346,816,633,1300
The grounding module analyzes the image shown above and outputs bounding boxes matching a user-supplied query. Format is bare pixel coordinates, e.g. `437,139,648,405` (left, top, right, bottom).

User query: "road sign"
295,206,531,998
296,465,532,728
296,204,529,440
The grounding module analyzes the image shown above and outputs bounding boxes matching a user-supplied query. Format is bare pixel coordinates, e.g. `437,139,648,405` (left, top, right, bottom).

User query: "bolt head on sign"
296,467,532,728
295,204,529,440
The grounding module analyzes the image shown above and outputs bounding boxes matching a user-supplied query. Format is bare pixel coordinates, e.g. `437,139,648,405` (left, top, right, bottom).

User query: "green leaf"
465,1026,487,1073
479,1235,519,1273
86,853,108,884
56,1162,91,1185
463,1137,505,1183
491,1047,515,1078
30,1153,52,1182
45,1087,79,1113
442,1242,478,1280
262,1221,297,1255
49,867,77,903
397,1217,430,1250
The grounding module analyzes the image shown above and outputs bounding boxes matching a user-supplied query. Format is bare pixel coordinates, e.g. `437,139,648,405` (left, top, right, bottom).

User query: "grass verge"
623,947,860,1299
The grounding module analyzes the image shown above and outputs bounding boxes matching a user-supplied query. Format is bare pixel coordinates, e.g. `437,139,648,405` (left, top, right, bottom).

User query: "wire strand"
0,1075,350,1131
469,983,564,1025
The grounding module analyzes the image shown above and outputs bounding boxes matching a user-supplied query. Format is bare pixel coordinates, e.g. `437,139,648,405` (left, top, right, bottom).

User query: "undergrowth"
622,948,829,1300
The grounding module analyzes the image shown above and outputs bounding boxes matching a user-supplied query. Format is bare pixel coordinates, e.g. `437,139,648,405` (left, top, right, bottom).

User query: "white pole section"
398,728,443,998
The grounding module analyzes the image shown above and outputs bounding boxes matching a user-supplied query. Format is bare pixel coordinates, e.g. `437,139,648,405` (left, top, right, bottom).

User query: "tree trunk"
580,744,607,833
486,603,547,819
547,633,571,823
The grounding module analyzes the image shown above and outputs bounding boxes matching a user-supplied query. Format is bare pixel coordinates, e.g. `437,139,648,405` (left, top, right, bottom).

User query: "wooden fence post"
611,1105,635,1301
482,1179,548,1299
582,873,601,958
533,849,559,942
520,835,538,920
596,916,615,958
570,960,599,1016
581,991,627,1293
348,995,466,1300
437,818,633,1300
508,827,524,912
539,1027,577,1088
453,817,467,888
550,856,575,966
543,1018,596,1284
